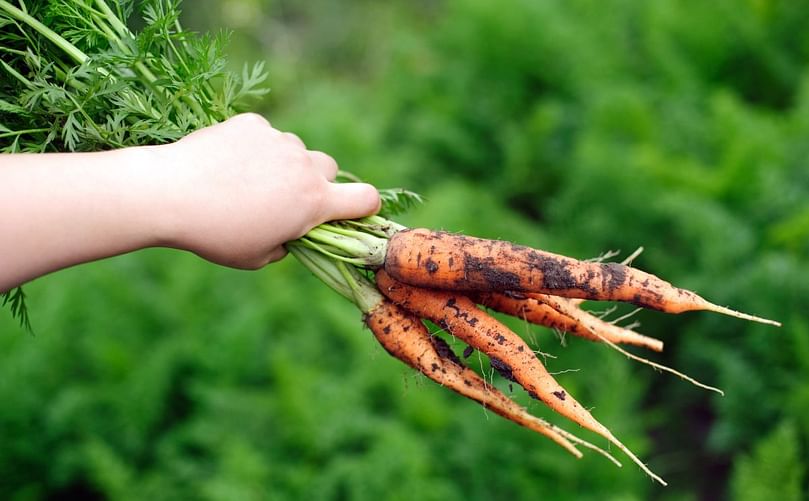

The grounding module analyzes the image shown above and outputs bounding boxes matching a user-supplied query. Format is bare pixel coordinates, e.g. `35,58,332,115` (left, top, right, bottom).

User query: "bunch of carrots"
288,203,780,487
0,1,779,485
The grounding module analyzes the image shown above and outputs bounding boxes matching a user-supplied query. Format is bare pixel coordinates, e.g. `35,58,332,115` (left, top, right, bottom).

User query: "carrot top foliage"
0,0,270,328
0,1,425,328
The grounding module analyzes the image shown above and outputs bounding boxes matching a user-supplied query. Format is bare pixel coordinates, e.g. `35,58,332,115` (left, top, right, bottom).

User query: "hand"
157,113,380,268
0,113,380,291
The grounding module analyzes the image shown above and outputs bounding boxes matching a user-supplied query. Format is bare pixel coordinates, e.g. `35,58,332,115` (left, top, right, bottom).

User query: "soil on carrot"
430,335,463,366
490,356,517,382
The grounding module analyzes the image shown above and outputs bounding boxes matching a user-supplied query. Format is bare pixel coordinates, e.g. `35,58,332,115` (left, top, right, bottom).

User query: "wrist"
118,143,185,250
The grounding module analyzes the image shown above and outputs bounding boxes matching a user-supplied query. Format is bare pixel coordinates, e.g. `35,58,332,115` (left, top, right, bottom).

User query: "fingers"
281,131,305,148
321,182,381,221
264,246,288,265
276,129,338,180
308,150,339,180
232,112,273,129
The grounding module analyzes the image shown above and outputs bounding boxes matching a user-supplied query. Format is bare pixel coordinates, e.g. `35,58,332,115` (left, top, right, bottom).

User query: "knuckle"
287,147,311,167
282,132,305,147
303,183,330,226
235,112,270,128
311,150,339,175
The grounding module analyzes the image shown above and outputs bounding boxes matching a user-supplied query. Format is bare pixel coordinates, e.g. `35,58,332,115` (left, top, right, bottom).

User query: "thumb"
321,182,381,221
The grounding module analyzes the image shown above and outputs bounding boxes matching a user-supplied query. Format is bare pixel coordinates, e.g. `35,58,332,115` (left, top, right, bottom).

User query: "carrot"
365,299,621,464
475,290,721,394
289,247,621,463
376,270,667,485
540,294,724,395
384,228,780,326
475,291,664,352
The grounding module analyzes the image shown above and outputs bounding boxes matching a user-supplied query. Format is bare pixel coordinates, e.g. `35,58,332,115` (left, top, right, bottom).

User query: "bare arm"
0,113,380,291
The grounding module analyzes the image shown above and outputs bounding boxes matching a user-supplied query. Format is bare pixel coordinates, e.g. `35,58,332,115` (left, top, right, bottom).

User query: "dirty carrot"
475,291,664,352
366,298,620,463
289,246,617,462
376,270,666,485
383,228,780,326
542,295,724,395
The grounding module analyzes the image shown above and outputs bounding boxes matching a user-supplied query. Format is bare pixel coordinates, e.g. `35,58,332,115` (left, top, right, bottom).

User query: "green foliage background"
2,0,809,499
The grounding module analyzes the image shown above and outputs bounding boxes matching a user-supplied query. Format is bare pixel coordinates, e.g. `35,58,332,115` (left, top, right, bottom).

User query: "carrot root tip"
704,303,782,327
605,431,667,487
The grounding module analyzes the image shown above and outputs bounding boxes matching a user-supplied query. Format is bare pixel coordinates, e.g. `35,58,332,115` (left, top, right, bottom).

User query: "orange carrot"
475,291,664,352
384,228,779,326
365,299,621,463
479,291,722,394
540,294,724,395
376,270,666,485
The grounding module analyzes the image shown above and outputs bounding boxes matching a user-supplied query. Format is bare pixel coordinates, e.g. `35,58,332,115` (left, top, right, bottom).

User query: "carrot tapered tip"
703,302,782,327
604,431,668,487
550,435,583,459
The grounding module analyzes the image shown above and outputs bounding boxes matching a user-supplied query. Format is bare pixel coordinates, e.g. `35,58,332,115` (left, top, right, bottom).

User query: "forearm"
0,147,170,291
0,115,380,291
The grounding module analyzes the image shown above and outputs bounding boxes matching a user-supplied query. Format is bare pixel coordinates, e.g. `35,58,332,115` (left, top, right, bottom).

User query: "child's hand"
0,113,380,291
159,113,380,268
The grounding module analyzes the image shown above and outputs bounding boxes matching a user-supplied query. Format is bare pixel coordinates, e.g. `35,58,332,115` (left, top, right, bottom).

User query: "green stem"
90,0,207,124
173,18,217,101
0,46,27,56
337,262,383,314
288,244,382,314
83,9,171,110
295,238,368,266
64,93,121,147
287,244,354,301
348,216,406,237
306,227,376,257
318,224,390,252
94,0,129,40
0,0,88,64
0,59,32,87
0,128,50,139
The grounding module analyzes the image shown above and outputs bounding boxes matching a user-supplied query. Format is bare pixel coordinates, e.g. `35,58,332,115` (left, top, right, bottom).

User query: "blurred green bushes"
2,0,808,499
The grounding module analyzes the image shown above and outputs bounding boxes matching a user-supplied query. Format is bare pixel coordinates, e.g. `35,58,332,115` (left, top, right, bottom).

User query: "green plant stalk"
291,215,408,269
89,1,208,123
0,0,119,98
0,1,89,64
0,0,206,125
286,244,383,314
0,59,31,87
94,0,129,39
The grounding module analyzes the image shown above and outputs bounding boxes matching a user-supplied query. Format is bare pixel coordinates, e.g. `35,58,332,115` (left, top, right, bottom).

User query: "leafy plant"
0,0,269,327
731,421,804,501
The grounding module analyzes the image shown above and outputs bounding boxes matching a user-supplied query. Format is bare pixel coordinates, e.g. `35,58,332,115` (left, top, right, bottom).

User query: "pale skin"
0,113,381,292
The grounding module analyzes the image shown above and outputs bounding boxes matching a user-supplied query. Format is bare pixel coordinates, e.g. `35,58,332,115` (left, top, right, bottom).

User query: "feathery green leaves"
378,188,424,217
0,0,269,328
0,0,419,330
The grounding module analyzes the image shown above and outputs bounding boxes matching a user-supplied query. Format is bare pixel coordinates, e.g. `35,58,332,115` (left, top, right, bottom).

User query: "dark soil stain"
490,356,517,382
463,253,521,290
424,257,439,274
445,298,479,327
602,263,626,292
527,252,577,290
430,335,463,366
